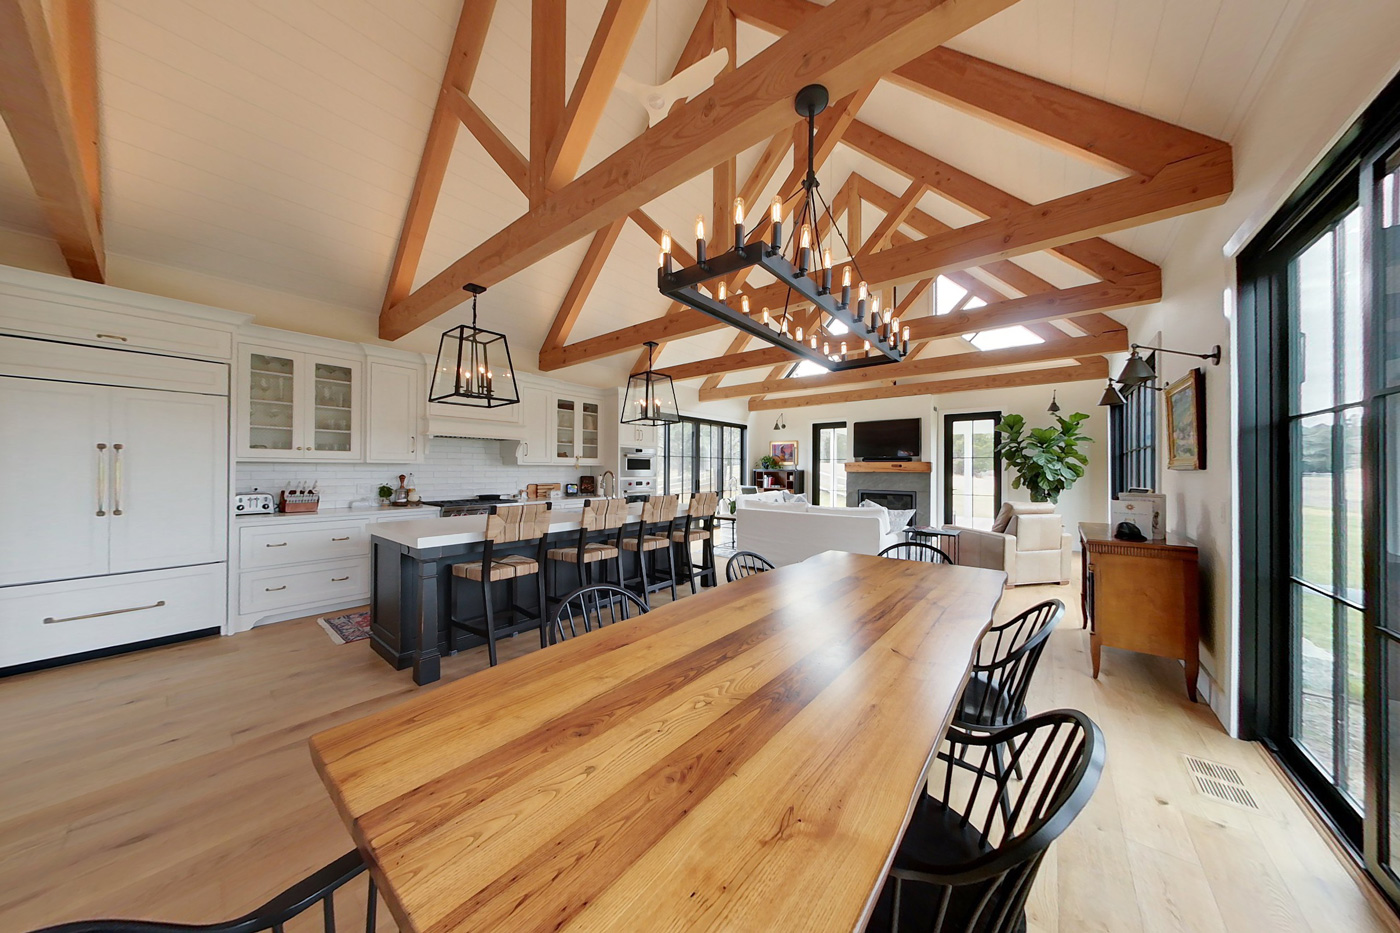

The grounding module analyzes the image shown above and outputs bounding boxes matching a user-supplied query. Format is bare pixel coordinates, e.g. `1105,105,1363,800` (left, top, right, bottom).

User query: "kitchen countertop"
232,504,441,525
370,501,688,550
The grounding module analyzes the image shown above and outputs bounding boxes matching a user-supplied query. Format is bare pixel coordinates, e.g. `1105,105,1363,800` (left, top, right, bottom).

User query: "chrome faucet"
600,470,616,498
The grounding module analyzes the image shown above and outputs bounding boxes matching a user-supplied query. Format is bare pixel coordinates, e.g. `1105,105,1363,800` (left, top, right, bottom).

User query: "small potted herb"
377,484,394,506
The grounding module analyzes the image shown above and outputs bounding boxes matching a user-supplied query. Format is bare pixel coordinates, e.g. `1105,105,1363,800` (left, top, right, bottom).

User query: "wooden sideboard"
1079,522,1201,701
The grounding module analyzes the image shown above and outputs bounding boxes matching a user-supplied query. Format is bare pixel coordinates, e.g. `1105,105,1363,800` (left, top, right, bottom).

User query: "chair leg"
536,570,549,649
665,545,678,601
637,546,650,598
684,542,698,596
481,579,498,667
702,536,716,588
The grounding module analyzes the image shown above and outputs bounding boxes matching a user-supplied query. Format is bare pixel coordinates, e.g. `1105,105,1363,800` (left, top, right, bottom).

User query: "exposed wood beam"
747,360,1109,410
48,0,99,228
0,0,103,281
542,217,627,353
382,0,1018,340
736,149,1225,315
380,0,498,314
906,276,1159,341
711,2,738,253
700,330,1128,400
545,0,651,191
446,91,529,195
843,124,1157,283
529,0,565,207
629,208,697,268
729,0,1224,178
667,0,718,118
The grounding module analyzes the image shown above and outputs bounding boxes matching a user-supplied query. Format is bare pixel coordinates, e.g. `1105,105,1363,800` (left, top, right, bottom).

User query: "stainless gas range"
420,496,513,517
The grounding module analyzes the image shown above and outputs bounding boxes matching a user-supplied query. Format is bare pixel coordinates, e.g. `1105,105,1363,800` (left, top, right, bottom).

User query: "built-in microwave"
620,447,657,477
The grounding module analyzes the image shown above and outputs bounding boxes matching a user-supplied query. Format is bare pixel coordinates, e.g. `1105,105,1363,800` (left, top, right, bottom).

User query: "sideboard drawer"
239,520,369,569
0,564,225,669
239,559,368,614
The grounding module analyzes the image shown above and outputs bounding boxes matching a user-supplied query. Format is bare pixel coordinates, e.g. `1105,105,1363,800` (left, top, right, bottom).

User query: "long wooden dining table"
309,550,1007,933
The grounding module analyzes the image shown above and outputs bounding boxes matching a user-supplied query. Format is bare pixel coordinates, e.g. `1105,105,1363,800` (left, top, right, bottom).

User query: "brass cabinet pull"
95,443,108,516
264,585,287,592
95,333,128,342
45,600,165,624
112,444,124,515
265,542,288,547
331,576,350,582
331,536,350,542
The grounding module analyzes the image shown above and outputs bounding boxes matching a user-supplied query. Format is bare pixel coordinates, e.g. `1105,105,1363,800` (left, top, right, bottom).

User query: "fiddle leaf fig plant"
994,412,1093,504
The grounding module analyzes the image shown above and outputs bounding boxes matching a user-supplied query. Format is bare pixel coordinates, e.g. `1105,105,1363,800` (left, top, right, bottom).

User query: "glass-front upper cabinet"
552,395,602,464
238,346,360,460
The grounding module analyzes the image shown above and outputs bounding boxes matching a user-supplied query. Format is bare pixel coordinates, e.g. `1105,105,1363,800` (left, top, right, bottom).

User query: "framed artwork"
771,441,798,465
1165,368,1206,470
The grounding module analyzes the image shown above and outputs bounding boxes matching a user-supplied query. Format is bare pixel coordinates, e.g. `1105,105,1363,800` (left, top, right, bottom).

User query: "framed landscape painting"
771,441,797,465
1165,368,1206,470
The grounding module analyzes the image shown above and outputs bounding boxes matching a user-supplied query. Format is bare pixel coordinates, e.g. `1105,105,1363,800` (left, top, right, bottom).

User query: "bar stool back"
546,497,627,600
449,502,552,666
621,494,679,601
672,490,719,594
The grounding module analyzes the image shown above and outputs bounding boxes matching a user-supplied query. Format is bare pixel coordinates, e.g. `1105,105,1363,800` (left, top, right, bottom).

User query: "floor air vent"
1183,755,1260,810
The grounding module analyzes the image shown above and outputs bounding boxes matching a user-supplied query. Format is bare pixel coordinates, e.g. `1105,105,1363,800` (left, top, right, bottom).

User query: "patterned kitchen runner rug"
318,610,371,645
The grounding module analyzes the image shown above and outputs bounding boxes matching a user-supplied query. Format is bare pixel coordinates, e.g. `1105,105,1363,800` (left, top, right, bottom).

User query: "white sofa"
734,497,903,567
950,502,1072,586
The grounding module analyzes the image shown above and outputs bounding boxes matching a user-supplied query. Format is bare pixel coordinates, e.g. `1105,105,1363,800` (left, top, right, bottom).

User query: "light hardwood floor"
0,559,1394,932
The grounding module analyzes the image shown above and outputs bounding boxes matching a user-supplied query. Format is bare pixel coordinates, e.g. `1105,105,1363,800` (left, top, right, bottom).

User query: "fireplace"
858,490,916,511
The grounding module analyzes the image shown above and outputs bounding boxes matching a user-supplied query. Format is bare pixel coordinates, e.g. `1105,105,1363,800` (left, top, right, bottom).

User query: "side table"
905,525,960,564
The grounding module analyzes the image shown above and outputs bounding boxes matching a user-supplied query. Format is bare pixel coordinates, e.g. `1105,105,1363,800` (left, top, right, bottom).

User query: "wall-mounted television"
853,418,921,461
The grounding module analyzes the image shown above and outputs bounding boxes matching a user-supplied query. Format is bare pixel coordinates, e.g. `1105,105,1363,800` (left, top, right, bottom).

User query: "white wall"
741,379,1110,536
1112,0,1400,733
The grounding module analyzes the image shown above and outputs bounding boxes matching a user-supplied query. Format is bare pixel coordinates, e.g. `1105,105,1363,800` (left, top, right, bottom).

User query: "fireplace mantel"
844,461,932,473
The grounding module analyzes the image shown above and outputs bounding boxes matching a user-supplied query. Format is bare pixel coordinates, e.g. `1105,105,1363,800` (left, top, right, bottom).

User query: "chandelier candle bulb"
761,308,771,327
869,295,880,332
811,335,818,349
660,230,673,274
856,280,868,322
770,195,783,251
822,249,833,293
695,215,706,265
733,197,745,249
902,325,910,355
798,224,812,274
796,326,803,341
717,281,727,301
841,266,852,307
741,294,750,315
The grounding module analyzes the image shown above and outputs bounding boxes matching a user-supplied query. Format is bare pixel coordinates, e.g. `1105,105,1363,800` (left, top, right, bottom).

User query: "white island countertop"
370,501,690,550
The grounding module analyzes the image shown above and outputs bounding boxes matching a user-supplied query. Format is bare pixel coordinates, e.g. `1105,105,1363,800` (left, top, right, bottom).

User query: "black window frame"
1109,359,1158,497
660,415,747,498
943,411,1002,527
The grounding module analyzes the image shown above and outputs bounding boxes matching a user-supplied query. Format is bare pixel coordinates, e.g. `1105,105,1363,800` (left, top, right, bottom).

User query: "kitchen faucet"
600,470,615,498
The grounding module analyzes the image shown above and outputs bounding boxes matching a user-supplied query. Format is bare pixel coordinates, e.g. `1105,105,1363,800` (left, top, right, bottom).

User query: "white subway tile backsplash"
236,437,585,507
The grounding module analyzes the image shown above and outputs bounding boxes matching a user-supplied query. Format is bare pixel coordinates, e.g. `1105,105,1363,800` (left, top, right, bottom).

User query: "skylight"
966,326,1044,351
788,359,831,378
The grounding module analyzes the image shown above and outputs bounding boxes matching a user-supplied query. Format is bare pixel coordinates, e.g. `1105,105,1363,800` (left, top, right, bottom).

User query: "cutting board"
527,483,561,500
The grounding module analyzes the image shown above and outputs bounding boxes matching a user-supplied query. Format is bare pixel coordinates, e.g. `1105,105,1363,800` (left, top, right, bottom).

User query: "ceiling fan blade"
611,49,731,127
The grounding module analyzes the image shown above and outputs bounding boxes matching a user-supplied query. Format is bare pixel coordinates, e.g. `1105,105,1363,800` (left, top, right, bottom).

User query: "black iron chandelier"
621,341,681,426
657,84,907,372
428,284,520,407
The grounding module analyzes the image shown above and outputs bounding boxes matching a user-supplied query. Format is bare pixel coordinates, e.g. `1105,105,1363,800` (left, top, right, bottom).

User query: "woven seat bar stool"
672,490,720,594
620,493,680,602
546,497,628,604
448,502,552,667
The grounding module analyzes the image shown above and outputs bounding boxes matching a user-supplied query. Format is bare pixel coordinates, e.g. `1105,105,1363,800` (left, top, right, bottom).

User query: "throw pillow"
990,502,1016,533
858,499,892,534
888,508,917,532
781,491,808,504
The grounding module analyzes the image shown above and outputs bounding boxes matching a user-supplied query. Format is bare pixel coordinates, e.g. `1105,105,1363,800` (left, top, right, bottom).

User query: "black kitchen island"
368,503,687,684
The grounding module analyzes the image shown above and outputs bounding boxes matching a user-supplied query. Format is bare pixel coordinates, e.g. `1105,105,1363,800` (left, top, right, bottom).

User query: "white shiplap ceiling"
0,0,1306,387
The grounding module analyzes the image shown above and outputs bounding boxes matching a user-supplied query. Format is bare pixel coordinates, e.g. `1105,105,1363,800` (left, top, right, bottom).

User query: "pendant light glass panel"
429,323,520,407
622,370,680,426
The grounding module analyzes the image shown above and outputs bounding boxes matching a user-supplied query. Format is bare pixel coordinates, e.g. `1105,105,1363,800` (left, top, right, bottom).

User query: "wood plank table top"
309,550,1007,933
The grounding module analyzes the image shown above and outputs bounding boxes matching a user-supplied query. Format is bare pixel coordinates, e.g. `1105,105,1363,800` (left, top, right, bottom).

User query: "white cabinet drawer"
0,290,233,360
239,520,368,568
239,559,368,613
0,336,229,396
0,564,225,669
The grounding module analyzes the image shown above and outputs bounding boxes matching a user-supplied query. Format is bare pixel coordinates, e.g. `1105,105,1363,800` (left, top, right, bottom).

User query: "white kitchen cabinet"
551,393,603,465
509,385,555,464
0,343,228,589
365,360,424,463
237,344,361,461
107,388,229,574
623,423,658,447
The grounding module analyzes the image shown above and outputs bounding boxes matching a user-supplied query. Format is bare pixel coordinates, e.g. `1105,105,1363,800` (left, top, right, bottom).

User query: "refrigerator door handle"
95,443,108,517
112,443,124,516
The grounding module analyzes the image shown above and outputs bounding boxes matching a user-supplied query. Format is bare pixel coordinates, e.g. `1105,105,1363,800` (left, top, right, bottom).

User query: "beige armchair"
951,502,1072,586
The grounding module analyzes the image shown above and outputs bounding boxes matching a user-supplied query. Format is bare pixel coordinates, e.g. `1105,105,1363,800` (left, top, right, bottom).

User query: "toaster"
233,493,276,514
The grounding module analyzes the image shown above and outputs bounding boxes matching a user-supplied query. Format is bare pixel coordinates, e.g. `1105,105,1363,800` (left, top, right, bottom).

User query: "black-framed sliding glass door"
1239,78,1400,905
943,412,1001,528
812,421,847,505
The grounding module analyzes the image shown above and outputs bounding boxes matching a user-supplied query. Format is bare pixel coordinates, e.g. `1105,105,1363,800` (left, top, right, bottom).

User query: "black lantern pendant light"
1047,390,1061,414
621,341,680,426
429,284,519,407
